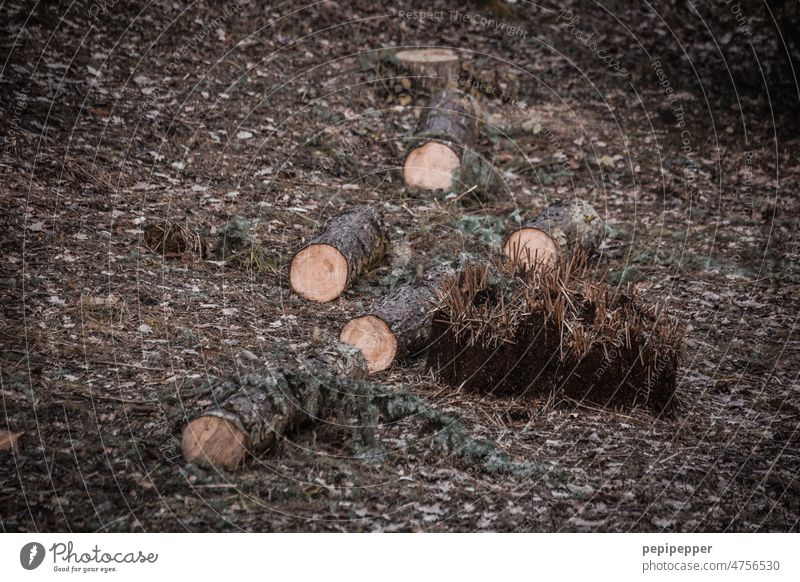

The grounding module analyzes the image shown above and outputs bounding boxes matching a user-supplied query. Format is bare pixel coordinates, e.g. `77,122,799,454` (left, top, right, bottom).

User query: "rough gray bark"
182,343,368,469
407,89,480,154
291,205,389,301
353,266,455,362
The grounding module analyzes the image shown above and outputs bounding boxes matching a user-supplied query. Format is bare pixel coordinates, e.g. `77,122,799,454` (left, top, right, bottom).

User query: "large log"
503,199,603,268
181,343,368,470
339,267,453,374
403,89,480,191
290,206,389,302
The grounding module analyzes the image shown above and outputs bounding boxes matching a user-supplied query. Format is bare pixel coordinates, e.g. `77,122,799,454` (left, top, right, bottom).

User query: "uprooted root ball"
425,255,684,414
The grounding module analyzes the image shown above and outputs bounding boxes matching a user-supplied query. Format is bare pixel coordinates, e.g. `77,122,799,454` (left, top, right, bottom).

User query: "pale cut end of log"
0,430,23,452
503,227,559,268
404,89,479,192
290,243,348,302
403,142,461,191
182,416,247,471
504,199,603,269
290,206,388,303
339,315,398,374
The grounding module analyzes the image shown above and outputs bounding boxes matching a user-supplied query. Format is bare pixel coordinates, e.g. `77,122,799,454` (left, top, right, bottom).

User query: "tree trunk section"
181,343,368,470
339,267,453,374
290,206,389,302
403,89,480,192
503,199,603,268
394,49,460,92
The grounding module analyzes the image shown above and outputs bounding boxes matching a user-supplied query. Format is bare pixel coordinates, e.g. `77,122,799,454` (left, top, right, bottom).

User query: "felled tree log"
182,341,550,477
403,89,480,191
181,343,368,471
426,256,683,414
290,206,389,302
503,199,603,268
394,49,460,92
339,267,454,374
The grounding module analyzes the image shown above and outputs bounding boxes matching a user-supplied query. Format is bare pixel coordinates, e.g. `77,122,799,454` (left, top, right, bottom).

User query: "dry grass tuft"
143,221,205,259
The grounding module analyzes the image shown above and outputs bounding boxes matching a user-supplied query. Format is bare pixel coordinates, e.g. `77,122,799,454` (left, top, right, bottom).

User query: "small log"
339,267,453,374
290,206,389,302
403,89,480,191
503,199,603,268
394,49,460,92
181,343,368,470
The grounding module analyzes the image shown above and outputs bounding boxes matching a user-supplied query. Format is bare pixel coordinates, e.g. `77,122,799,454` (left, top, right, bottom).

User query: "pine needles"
426,253,684,414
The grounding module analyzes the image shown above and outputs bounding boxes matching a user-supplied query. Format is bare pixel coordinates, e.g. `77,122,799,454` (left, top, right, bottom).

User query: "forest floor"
1,0,798,532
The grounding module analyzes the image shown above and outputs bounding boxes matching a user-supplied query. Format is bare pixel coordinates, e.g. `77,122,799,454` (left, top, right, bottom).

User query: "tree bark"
403,89,480,191
503,199,603,268
181,343,368,470
339,267,454,374
290,206,389,302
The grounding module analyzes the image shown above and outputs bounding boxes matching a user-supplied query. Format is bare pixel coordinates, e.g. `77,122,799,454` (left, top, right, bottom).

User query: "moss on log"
504,199,603,268
181,343,368,470
404,89,480,191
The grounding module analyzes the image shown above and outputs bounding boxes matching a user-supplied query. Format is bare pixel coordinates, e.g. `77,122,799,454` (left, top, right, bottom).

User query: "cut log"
403,89,480,191
394,49,460,92
181,343,368,470
290,206,389,302
503,199,603,268
339,267,453,374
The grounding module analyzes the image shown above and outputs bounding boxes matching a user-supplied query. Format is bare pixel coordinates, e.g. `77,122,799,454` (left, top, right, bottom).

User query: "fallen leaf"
0,430,23,451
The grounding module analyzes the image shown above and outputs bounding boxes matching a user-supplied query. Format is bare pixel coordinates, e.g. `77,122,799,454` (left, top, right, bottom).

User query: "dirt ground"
1,0,798,532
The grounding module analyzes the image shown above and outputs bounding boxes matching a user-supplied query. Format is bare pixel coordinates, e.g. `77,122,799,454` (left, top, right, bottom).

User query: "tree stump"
290,206,389,302
394,49,460,92
503,199,603,268
403,89,480,192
